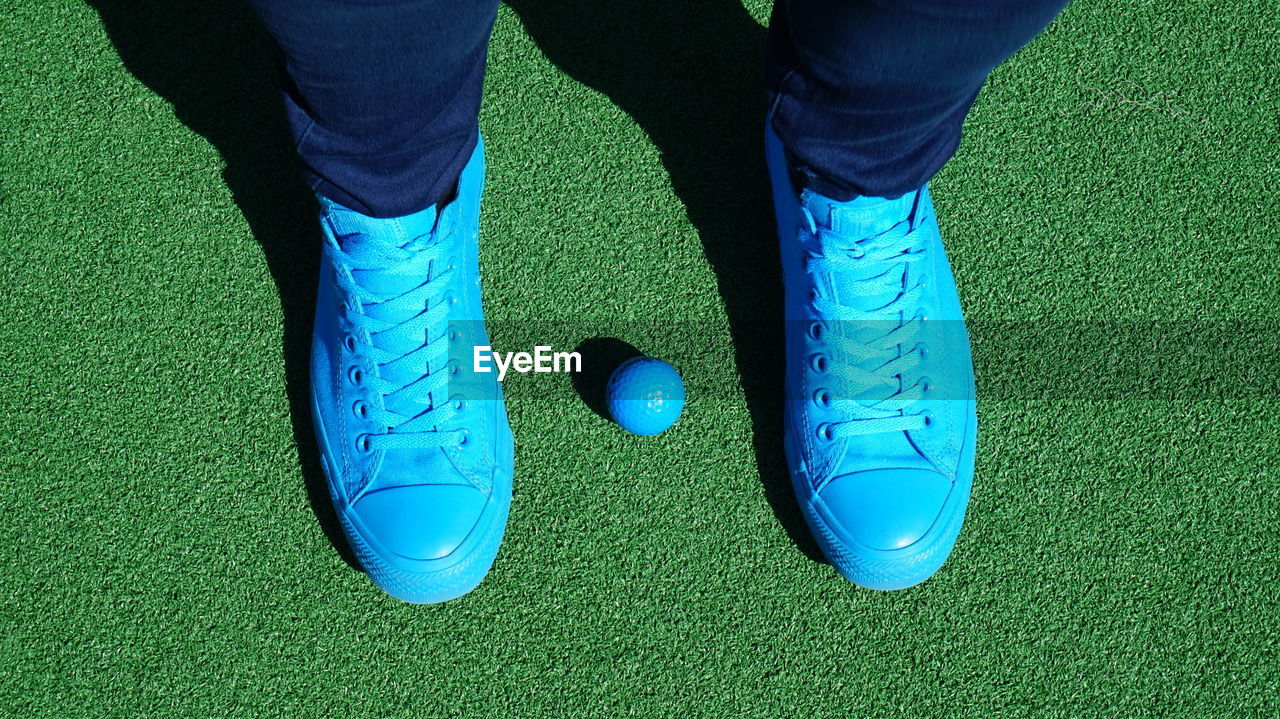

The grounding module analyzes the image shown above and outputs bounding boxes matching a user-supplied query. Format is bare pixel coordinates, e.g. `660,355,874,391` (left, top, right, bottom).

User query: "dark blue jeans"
250,0,1068,217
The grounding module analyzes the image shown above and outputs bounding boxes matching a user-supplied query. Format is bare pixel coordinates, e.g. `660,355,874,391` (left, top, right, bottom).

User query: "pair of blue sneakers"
310,122,975,603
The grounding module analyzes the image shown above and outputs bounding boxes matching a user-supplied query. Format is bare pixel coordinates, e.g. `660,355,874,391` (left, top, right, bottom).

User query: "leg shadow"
85,0,359,570
509,0,823,562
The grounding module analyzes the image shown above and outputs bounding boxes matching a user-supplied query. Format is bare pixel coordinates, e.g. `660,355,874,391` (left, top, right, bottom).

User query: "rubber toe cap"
820,468,952,550
354,484,486,561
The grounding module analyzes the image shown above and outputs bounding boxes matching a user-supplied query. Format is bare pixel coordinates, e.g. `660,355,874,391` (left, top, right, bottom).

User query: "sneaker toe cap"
353,484,487,561
820,468,952,551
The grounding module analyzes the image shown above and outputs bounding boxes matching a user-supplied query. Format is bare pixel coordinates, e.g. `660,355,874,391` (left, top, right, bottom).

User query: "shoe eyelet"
453,397,467,411
808,288,820,304
356,433,373,453
456,429,470,447
347,366,364,385
816,423,835,442
918,410,935,427
447,324,460,341
449,360,461,376
343,335,357,352
810,354,828,373
914,343,929,361
813,389,831,408
352,400,369,419
808,322,824,341
917,376,933,394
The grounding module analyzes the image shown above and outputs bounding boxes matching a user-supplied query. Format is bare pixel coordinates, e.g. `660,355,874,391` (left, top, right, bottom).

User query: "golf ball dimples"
606,357,685,436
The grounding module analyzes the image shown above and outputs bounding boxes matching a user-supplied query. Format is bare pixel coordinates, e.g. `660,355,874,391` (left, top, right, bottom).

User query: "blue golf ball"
606,357,685,436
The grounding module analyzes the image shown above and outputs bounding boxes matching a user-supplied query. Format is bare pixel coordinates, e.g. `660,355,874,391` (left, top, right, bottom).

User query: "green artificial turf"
2,0,1278,716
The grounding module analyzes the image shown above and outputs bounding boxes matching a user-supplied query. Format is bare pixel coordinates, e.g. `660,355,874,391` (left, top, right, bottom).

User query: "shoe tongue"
801,189,915,239
802,189,916,305
324,200,441,297
324,200,440,245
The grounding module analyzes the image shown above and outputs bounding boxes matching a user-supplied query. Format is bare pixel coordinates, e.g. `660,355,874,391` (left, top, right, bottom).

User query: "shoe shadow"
509,0,824,562
85,0,360,571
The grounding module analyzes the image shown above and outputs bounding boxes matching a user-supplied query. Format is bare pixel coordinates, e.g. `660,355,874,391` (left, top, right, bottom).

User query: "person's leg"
249,0,512,604
248,0,500,217
764,0,1068,590
766,0,1069,200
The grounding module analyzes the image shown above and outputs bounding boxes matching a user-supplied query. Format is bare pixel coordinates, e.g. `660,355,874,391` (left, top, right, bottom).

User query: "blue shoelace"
801,205,931,439
328,225,466,451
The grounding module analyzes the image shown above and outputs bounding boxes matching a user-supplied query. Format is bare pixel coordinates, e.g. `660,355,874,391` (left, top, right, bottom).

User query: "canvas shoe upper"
767,119,977,590
310,136,513,603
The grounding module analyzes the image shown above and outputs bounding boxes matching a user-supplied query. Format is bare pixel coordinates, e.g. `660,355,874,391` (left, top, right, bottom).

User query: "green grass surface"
3,0,1278,716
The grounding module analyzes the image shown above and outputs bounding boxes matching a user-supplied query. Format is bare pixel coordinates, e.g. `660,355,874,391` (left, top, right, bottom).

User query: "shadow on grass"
508,0,822,562
85,0,359,571
87,0,823,567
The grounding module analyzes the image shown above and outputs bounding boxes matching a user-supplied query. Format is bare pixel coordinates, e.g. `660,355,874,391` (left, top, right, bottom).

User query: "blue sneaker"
766,121,977,590
310,136,513,603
